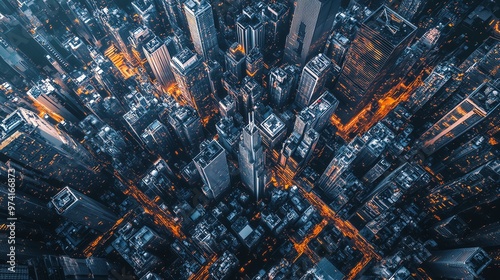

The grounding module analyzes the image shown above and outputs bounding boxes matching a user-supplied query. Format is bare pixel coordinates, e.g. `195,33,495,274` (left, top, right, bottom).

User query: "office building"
398,0,427,21
334,6,417,124
317,137,366,196
0,108,106,193
236,6,264,54
52,187,117,232
295,53,332,109
425,247,491,280
425,160,500,217
269,65,299,110
168,105,204,154
262,2,289,55
184,0,220,60
246,48,264,82
141,120,174,159
418,83,500,155
143,36,177,88
284,0,340,66
258,113,287,150
296,91,339,133
239,113,268,201
194,140,230,199
216,117,241,156
27,79,84,123
171,49,215,120
225,42,247,81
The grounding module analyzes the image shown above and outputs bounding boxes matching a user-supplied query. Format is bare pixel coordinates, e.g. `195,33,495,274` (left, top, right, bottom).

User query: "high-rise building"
425,160,500,217
0,108,106,193
141,119,174,159
162,0,188,32
295,53,332,109
334,6,417,124
284,0,340,67
236,6,265,54
246,48,264,82
51,187,117,232
193,140,230,199
258,113,287,150
26,79,85,123
171,49,215,120
239,113,268,201
269,67,293,110
167,105,204,154
0,37,38,81
296,91,339,133
184,0,220,60
404,63,459,114
398,0,427,21
143,36,177,88
238,77,264,118
317,137,366,196
424,247,491,280
225,43,246,81
418,83,500,155
262,3,289,55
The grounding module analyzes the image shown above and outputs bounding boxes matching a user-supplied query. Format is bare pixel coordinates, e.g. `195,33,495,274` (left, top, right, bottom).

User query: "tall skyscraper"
262,3,289,55
167,105,205,154
193,140,230,199
334,6,417,124
269,65,299,110
184,0,220,60
161,0,188,32
425,160,500,217
143,35,177,88
398,0,427,21
0,108,106,193
236,6,265,54
51,187,117,232
284,0,340,67
418,83,500,155
295,53,332,109
424,247,491,280
246,48,264,82
27,79,85,123
171,49,215,120
225,43,246,81
238,113,268,201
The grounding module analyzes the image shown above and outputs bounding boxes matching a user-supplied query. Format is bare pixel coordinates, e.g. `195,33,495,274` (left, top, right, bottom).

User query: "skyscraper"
0,108,105,193
295,53,332,109
246,48,264,82
236,6,265,54
398,0,427,21
334,6,417,124
143,35,177,88
424,247,491,280
425,160,500,217
27,79,85,123
167,105,205,154
184,0,220,60
418,83,500,155
262,3,289,55
269,65,299,110
238,113,267,201
51,186,117,232
193,140,230,199
171,49,215,120
225,43,246,81
284,0,340,67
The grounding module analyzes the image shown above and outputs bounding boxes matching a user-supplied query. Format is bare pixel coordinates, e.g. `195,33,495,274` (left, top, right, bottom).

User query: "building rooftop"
194,140,224,168
52,187,79,214
260,113,286,138
363,6,417,46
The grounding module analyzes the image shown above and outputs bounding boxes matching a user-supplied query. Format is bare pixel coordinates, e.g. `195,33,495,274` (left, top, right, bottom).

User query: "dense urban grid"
0,0,499,279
